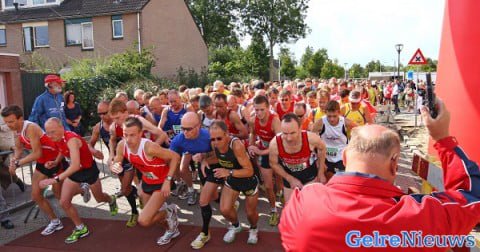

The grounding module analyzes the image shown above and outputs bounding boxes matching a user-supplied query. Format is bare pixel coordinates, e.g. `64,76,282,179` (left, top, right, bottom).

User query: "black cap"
253,80,265,90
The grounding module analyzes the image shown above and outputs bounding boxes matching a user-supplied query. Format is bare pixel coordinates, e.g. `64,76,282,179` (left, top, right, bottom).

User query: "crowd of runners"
1,75,426,249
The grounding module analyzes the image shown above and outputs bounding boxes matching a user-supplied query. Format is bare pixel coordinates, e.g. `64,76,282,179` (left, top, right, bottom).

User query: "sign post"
408,48,428,128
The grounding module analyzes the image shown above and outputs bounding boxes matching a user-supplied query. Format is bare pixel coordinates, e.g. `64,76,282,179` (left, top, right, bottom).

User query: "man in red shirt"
40,118,118,244
279,100,480,251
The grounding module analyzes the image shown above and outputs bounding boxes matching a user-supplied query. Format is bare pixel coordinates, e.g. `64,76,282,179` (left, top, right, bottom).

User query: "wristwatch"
229,170,234,177
166,175,173,181
54,176,61,183
14,160,20,168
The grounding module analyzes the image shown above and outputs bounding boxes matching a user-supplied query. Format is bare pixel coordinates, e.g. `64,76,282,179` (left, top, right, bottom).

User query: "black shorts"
202,163,224,185
141,182,163,195
282,165,317,189
69,162,100,185
225,176,259,196
259,155,270,169
325,160,345,174
118,158,134,177
36,159,68,178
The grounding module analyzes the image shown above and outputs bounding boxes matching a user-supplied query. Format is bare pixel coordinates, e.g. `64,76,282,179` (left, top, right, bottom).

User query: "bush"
175,66,209,88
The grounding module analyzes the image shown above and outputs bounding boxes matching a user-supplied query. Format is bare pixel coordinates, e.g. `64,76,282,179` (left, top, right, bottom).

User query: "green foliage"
279,48,297,79
21,52,61,73
365,60,382,73
349,63,366,78
62,47,161,129
175,66,209,88
320,60,344,79
245,33,270,81
242,0,310,80
300,46,314,69
306,48,329,77
185,0,243,47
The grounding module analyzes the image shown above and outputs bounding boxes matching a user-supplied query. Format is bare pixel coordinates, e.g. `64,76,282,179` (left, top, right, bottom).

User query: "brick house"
0,0,208,78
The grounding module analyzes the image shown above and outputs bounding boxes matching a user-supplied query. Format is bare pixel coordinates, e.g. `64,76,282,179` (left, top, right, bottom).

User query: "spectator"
279,99,480,251
28,74,68,129
63,90,83,136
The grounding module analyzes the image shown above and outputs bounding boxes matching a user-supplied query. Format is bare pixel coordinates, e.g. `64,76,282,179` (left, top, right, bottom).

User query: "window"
4,0,14,8
23,27,33,52
81,22,94,49
112,15,123,39
33,0,56,4
65,18,93,49
33,25,49,47
0,29,6,46
22,22,49,51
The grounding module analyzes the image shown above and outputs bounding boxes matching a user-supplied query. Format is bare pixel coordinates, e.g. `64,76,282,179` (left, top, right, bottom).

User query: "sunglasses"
210,137,223,142
181,126,197,132
296,114,305,118
98,112,108,116
281,99,290,102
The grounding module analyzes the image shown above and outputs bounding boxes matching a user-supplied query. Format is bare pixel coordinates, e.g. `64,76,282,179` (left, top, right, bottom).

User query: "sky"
241,0,445,67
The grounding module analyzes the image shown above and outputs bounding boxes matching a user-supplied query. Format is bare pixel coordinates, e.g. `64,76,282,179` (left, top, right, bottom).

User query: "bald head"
126,100,140,115
182,112,200,125
344,125,401,183
45,117,65,142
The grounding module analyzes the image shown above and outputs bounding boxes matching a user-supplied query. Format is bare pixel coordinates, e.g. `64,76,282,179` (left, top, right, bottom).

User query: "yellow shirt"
344,103,367,126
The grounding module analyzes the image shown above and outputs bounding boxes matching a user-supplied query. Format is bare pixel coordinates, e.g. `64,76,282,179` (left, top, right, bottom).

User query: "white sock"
52,218,60,224
188,187,194,193
76,224,84,230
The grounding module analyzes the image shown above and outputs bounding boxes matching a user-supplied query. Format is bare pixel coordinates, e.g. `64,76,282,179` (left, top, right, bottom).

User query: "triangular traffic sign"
408,48,427,65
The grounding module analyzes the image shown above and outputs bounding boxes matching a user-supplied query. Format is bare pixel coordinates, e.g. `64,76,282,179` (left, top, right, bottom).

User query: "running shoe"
268,211,279,226
41,219,63,236
126,214,138,228
247,228,258,244
187,191,197,205
166,204,179,230
80,183,91,203
156,227,180,246
191,232,211,249
65,225,89,244
223,224,242,243
109,195,118,216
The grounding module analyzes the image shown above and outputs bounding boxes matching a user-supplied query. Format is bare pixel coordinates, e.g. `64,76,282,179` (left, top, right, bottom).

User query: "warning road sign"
408,48,427,65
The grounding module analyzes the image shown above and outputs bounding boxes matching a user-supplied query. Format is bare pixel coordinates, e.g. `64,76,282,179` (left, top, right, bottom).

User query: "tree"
320,60,344,79
185,0,242,48
300,46,314,69
349,63,365,78
365,60,382,74
245,32,270,81
279,48,296,79
306,48,329,77
242,0,310,80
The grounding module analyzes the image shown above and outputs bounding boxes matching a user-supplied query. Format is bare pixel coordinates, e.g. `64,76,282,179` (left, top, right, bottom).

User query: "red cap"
44,74,65,84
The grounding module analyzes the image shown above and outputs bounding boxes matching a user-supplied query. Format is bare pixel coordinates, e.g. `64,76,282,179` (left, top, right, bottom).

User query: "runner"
341,90,373,126
108,98,166,227
40,118,118,244
308,89,330,124
198,95,216,129
168,112,221,249
210,121,260,245
269,113,327,202
111,117,180,246
1,105,66,236
312,101,357,180
275,89,294,120
247,95,281,226
214,94,248,140
160,90,193,139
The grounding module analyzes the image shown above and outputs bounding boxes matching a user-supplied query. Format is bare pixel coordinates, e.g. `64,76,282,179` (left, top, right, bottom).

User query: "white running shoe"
166,204,179,230
247,228,258,244
157,228,180,246
80,183,91,203
41,220,64,236
223,224,242,243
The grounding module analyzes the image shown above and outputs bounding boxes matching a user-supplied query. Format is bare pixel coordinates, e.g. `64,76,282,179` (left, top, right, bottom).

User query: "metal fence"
0,138,112,221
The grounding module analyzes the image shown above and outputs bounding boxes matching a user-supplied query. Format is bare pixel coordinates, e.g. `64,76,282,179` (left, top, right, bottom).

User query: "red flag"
432,0,480,164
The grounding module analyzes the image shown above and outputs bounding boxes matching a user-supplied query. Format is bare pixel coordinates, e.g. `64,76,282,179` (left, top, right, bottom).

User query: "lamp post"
395,44,403,80
344,63,348,80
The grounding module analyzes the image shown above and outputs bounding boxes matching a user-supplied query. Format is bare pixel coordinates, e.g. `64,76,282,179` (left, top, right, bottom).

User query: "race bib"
326,147,339,157
172,125,182,135
143,172,159,180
